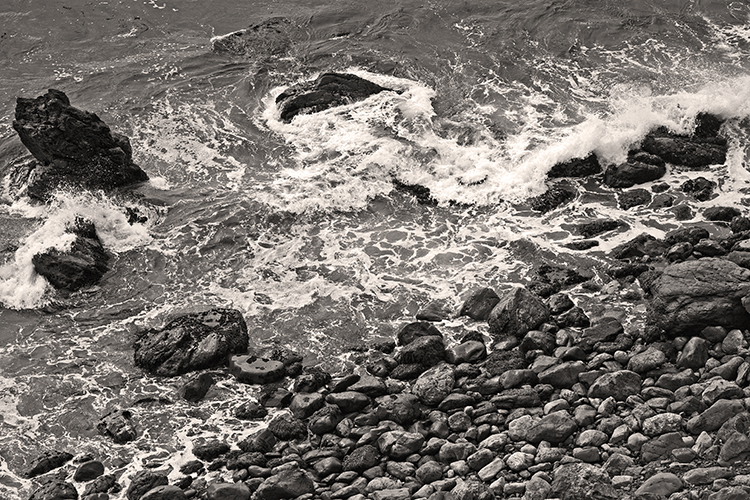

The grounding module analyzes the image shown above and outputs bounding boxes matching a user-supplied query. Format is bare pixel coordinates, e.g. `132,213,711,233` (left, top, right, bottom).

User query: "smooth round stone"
73,460,105,482
635,472,682,498
141,485,188,500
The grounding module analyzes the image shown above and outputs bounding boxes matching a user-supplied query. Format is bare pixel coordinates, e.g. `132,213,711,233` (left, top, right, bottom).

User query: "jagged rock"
482,350,527,376
26,450,74,478
527,182,576,213
398,335,445,367
413,363,455,406
705,206,742,222
416,299,452,321
125,471,168,500
619,188,651,210
610,233,667,260
396,321,442,346
639,114,727,169
550,463,617,500
604,161,666,188
547,153,601,178
307,404,342,434
193,440,230,461
588,370,641,401
648,258,750,335
32,217,109,291
677,337,709,369
97,408,137,444
682,176,716,201
343,444,380,472
82,474,117,496
665,227,710,246
238,428,276,453
211,17,300,58
392,177,436,205
373,393,422,426
378,431,425,459
253,466,313,500
326,391,370,413
731,216,750,233
276,72,392,123
268,413,307,441
579,317,623,352
289,392,325,419
459,287,500,321
28,480,78,500
488,286,549,340
12,89,148,200
293,366,331,393
640,432,685,462
575,219,622,238
134,308,248,376
687,399,745,434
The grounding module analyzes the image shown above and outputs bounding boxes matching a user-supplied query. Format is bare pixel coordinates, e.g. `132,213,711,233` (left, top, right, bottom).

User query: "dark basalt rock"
610,233,668,260
396,321,442,346
230,355,286,384
682,176,716,201
392,177,437,205
488,286,550,341
179,373,214,403
527,182,576,213
639,113,728,169
459,287,500,321
125,470,168,500
648,258,750,335
32,217,109,292
211,17,301,58
97,408,137,444
134,308,248,377
28,480,78,500
603,161,666,188
664,227,710,246
25,450,74,478
276,72,393,123
12,89,148,200
547,153,601,178
618,188,651,210
704,206,742,222
575,219,622,238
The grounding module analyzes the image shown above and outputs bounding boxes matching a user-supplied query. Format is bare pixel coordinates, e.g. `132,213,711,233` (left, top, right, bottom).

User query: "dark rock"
238,428,276,454
308,404,342,434
731,216,750,233
26,450,74,478
687,399,746,434
547,153,601,178
491,387,542,409
412,363,455,406
547,293,574,314
619,188,651,210
665,227,710,246
609,262,651,280
630,151,667,168
32,217,109,291
293,366,331,393
564,240,599,251
588,370,642,401
640,432,685,462
276,72,392,123
666,242,693,262
211,17,300,58
193,440,230,461
520,330,556,355
682,177,716,201
488,286,549,340
575,220,622,238
550,462,617,500
141,485,188,500
134,308,248,377
694,238,727,257
579,317,623,352
343,444,380,472
416,299,452,321
526,411,578,444
532,262,593,293
396,321,442,346
348,374,387,397
97,408,137,444
676,337,709,369
459,287,500,321
650,192,675,208
387,363,425,380
258,386,292,407
126,471,168,500
268,413,307,441
705,206,742,222
398,335,445,367
82,474,117,496
610,233,667,259
482,350,527,376
378,430,425,459
538,361,586,389
640,116,727,169
12,89,148,200
648,258,750,335
73,460,105,482
289,392,325,419
445,340,486,364
28,480,78,500
392,177,437,205
253,466,314,500
326,391,370,414
556,306,591,328
179,373,213,403
603,161,666,188
528,182,576,213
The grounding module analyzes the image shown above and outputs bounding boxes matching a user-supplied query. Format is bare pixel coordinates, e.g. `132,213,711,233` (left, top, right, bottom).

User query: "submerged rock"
527,182,576,213
12,89,148,200
32,217,109,291
25,450,74,478
276,72,393,123
648,258,750,335
211,17,301,59
134,308,249,376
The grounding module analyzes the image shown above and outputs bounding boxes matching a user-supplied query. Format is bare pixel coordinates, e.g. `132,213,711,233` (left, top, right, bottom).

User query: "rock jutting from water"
275,72,394,123
10,88,148,200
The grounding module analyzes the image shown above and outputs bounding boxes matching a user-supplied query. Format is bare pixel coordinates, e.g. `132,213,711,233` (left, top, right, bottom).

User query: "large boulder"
32,217,109,291
603,160,666,188
276,72,392,123
648,258,750,335
547,153,601,178
638,113,727,169
488,286,549,340
134,308,249,376
12,89,148,200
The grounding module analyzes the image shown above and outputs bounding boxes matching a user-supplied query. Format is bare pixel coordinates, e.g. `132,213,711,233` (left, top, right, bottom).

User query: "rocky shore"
10,78,750,500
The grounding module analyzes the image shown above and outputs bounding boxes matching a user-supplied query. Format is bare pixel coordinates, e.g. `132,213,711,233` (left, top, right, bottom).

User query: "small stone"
683,467,733,485
229,356,285,384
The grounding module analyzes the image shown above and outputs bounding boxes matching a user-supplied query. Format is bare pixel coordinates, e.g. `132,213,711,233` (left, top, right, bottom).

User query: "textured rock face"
211,17,300,58
276,72,392,123
550,463,618,500
32,217,109,291
134,308,249,376
604,160,666,188
648,258,750,335
12,89,148,200
488,286,549,340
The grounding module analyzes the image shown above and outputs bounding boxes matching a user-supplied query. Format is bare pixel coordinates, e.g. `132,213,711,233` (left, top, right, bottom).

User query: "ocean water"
1,0,750,497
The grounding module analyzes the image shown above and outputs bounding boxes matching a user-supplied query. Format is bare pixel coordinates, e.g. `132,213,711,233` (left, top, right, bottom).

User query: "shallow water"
1,0,750,497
